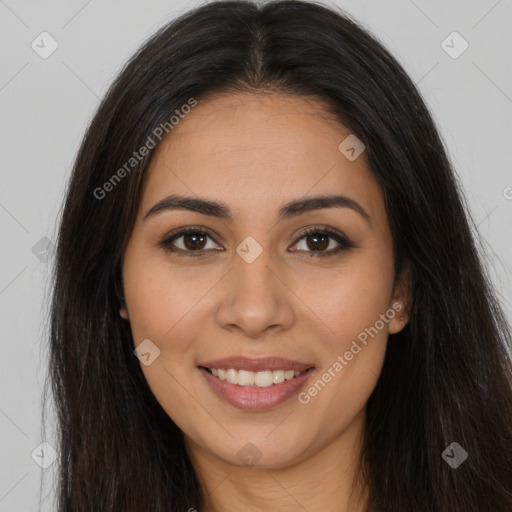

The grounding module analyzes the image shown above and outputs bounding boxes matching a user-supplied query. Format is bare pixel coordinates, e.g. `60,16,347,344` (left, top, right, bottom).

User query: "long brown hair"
46,1,512,510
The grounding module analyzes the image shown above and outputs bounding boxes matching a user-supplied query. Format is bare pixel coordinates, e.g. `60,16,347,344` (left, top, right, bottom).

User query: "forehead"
140,92,383,223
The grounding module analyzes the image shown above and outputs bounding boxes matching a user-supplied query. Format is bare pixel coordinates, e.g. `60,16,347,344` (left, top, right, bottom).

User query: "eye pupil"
184,232,207,250
307,233,329,251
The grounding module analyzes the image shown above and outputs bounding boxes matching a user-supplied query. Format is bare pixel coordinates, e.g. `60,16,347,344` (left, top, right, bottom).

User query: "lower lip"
198,367,315,411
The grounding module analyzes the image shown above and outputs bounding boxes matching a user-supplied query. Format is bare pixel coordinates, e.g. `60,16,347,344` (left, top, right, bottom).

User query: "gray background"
0,0,511,510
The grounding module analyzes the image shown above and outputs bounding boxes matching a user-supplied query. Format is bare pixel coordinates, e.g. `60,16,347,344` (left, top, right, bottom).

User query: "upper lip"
198,356,314,372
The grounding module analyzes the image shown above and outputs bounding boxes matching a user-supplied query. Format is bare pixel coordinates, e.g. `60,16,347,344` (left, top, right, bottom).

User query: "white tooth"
238,369,255,386
255,370,274,387
272,370,285,384
226,368,239,384
210,368,303,386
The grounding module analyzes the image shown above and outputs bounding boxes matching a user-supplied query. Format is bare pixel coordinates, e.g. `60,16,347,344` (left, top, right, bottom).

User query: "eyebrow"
143,193,371,225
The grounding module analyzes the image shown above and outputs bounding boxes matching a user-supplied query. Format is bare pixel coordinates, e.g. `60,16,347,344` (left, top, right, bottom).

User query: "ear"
388,266,412,335
119,305,129,320
115,266,129,320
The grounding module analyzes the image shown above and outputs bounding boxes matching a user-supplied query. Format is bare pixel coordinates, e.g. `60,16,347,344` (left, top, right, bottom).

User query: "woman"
47,1,512,510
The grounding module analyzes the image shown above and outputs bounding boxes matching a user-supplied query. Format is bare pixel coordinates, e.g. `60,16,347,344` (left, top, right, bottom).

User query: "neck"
185,408,369,512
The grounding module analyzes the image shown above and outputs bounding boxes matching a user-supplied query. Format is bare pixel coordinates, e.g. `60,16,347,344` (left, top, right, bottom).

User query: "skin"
120,91,409,512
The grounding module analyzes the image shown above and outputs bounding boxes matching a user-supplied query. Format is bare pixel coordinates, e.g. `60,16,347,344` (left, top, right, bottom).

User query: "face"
120,91,408,469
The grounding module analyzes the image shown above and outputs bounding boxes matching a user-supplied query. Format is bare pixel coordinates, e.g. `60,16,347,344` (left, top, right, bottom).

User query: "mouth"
197,356,316,411
200,366,315,387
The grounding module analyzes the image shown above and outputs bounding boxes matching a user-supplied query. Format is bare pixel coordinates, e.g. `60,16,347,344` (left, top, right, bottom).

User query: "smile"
198,365,316,411
204,367,304,387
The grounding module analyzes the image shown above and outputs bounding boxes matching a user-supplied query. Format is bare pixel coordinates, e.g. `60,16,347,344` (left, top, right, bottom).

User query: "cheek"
299,252,394,345
122,256,207,430
297,254,393,404
123,254,211,343
122,255,219,405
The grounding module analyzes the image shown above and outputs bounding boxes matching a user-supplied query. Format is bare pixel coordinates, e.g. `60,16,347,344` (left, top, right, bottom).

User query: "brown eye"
160,226,352,258
291,227,352,258
161,227,222,255
182,231,207,250
304,232,330,251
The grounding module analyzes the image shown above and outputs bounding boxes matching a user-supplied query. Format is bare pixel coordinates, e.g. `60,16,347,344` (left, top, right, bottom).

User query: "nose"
216,248,295,339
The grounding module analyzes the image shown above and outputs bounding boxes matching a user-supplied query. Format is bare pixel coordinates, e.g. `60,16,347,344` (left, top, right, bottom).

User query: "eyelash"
159,225,353,258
